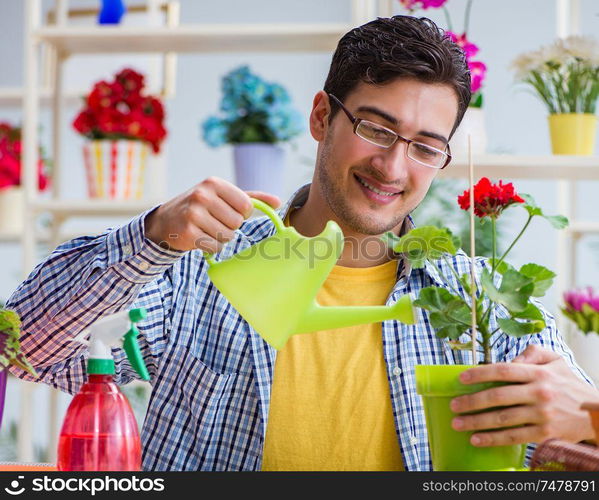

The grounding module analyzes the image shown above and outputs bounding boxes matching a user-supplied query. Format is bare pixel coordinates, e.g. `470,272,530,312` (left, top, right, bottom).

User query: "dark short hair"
323,15,471,138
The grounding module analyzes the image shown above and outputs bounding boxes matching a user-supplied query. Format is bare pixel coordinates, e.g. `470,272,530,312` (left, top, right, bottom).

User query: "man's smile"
354,173,403,204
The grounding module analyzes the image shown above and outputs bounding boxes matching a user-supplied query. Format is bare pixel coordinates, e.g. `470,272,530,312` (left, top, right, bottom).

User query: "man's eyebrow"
355,105,449,145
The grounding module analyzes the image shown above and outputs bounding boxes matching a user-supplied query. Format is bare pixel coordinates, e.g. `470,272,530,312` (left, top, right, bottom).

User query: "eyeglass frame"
327,93,452,170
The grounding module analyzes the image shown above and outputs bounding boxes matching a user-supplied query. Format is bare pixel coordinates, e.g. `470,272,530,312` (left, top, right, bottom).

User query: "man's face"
312,78,459,236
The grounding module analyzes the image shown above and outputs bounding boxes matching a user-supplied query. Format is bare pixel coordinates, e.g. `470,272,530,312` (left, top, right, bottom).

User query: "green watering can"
204,199,415,349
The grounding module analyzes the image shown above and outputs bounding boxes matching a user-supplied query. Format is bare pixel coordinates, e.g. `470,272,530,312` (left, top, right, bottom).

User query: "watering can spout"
295,294,415,335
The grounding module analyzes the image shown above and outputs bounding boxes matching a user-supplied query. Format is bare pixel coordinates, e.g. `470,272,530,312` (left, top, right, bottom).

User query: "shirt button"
393,366,402,376
123,245,132,256
139,261,149,271
410,435,418,446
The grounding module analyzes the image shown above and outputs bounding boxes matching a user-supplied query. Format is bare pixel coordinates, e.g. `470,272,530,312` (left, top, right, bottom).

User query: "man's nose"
371,140,411,180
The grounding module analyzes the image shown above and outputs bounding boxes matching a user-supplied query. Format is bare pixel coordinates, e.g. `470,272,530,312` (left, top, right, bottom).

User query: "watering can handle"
203,198,286,265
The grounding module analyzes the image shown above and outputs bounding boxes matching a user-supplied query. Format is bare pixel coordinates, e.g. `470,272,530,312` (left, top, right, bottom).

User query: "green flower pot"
415,365,526,471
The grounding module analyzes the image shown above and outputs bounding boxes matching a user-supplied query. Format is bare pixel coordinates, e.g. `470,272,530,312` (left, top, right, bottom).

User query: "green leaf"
544,215,569,229
429,314,470,340
519,193,569,229
513,302,545,321
487,259,516,275
497,317,545,337
0,309,21,336
481,268,534,313
386,226,460,268
414,287,472,340
458,273,472,295
448,340,474,350
519,263,556,297
0,308,37,377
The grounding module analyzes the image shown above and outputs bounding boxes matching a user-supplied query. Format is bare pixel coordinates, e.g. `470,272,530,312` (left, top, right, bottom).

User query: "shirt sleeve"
5,206,185,394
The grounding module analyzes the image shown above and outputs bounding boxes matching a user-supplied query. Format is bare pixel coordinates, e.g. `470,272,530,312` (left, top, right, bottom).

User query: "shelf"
569,221,599,234
34,24,350,54
30,199,162,217
442,154,599,181
0,230,26,242
0,87,83,107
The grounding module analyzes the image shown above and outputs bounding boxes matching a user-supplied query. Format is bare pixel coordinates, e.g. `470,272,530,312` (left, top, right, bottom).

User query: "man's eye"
413,144,440,157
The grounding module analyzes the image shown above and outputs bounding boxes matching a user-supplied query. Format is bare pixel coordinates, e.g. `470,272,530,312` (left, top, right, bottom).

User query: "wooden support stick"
468,135,478,365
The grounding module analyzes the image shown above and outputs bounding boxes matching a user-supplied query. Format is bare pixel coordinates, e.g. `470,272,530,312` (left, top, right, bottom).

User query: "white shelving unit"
13,0,396,464
7,0,595,464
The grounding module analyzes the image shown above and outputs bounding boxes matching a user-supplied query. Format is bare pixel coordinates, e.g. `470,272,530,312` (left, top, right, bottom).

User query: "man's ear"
309,90,331,142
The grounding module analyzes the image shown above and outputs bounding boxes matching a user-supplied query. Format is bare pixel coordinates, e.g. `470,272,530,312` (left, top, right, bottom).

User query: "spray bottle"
57,308,149,471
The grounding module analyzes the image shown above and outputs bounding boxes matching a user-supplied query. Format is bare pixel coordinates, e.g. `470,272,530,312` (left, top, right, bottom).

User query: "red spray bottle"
57,308,150,471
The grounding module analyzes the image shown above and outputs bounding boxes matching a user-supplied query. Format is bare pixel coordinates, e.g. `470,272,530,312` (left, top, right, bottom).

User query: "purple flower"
564,287,599,312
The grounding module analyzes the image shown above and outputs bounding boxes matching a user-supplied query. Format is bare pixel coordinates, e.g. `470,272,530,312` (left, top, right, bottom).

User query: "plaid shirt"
7,183,590,471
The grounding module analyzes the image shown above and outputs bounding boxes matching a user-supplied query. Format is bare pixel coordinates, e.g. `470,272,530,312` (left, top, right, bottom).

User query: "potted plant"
384,177,568,470
399,0,488,154
561,287,599,384
0,308,37,430
0,122,50,235
201,65,304,197
510,36,599,155
72,68,167,199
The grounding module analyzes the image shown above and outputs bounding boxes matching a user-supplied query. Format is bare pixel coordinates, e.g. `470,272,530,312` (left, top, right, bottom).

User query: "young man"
7,16,598,471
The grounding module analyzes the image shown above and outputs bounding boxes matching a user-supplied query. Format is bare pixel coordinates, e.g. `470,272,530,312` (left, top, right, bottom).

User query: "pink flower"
469,60,487,94
564,288,599,313
447,31,487,94
447,31,479,59
399,0,448,11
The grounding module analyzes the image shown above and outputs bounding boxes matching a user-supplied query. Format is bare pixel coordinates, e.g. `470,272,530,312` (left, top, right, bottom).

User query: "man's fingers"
460,362,539,385
190,207,236,245
207,177,254,217
245,190,282,210
469,425,546,447
207,196,246,231
451,383,536,413
452,405,540,432
513,344,562,365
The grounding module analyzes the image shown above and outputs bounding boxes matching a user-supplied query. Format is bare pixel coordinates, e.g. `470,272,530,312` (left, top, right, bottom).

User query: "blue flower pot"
98,0,126,24
233,143,286,198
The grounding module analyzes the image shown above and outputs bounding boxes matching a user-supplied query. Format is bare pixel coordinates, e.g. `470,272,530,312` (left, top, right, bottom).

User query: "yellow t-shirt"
262,249,404,471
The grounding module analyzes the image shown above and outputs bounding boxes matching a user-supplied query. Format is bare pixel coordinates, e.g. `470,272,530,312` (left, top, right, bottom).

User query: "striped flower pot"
83,140,149,199
0,187,24,235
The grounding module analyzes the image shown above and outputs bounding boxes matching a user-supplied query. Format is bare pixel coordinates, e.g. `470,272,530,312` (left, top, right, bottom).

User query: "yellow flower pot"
548,113,597,156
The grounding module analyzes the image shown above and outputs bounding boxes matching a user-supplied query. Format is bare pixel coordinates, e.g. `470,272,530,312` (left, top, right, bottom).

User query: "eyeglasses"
328,93,452,170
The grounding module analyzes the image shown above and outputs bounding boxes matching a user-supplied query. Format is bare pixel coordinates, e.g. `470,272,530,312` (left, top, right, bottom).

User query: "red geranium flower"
458,177,524,218
0,122,50,191
72,68,167,153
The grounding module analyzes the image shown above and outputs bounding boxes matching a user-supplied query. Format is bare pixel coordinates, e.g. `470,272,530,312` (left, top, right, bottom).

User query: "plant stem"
441,255,466,297
464,0,473,34
491,216,497,279
478,315,492,364
443,6,453,31
494,214,533,272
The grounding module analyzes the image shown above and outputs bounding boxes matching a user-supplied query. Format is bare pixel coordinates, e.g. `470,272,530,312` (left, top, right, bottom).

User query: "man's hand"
144,176,281,252
450,344,599,446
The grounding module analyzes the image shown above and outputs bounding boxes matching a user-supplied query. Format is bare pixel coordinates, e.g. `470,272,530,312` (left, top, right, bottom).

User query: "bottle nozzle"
123,308,150,381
